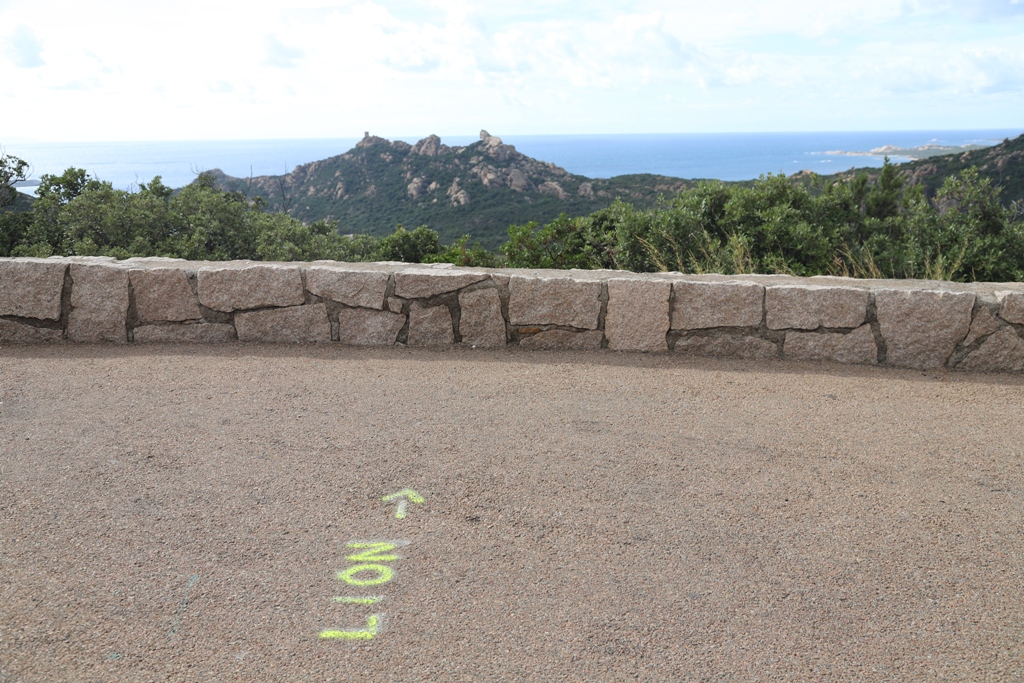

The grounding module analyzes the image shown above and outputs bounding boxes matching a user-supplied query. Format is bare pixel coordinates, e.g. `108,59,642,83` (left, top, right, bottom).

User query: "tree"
865,157,904,220
35,167,101,205
17,168,107,256
0,151,33,256
0,150,30,209
379,225,441,262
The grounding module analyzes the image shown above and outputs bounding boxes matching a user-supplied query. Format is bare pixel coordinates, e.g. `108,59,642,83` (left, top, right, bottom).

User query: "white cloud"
3,24,44,68
959,0,1024,19
265,35,305,68
0,0,1021,140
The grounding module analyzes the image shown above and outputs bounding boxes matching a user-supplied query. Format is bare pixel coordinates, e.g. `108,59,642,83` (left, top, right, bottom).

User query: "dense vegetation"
210,132,1024,252
2,148,1022,282
0,155,496,265
820,133,1024,208
501,163,1024,281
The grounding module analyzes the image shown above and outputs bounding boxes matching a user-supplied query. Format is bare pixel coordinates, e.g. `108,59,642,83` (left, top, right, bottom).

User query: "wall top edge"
2,256,1022,294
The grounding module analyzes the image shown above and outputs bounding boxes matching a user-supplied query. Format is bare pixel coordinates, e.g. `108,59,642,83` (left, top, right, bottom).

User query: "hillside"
11,191,35,213
815,133,1024,204
0,189,35,213
208,131,698,248
206,131,1022,249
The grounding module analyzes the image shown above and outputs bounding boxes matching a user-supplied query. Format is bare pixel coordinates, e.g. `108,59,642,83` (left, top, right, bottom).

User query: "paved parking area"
1,345,1022,681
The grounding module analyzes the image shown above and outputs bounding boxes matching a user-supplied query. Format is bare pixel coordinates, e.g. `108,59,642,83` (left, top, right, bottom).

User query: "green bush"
497,161,1024,282
378,225,440,263
3,158,1022,282
1,169,383,262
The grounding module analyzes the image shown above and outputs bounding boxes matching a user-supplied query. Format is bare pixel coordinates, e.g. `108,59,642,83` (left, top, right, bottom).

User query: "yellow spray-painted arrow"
320,614,380,640
381,488,424,520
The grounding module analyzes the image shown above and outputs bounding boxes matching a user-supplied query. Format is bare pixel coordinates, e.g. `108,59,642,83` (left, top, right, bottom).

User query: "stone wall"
3,256,1024,373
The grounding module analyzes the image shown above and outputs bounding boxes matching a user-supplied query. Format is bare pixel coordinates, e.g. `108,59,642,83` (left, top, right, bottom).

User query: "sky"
1,0,1023,142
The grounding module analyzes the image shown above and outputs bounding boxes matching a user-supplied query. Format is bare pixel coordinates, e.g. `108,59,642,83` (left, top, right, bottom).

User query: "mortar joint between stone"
865,292,887,365
59,265,74,338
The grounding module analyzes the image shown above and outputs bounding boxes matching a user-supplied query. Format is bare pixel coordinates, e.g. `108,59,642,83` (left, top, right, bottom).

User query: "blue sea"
7,130,1022,194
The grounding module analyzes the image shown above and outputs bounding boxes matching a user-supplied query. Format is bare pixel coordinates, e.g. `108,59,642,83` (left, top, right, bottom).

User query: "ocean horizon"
6,129,1022,195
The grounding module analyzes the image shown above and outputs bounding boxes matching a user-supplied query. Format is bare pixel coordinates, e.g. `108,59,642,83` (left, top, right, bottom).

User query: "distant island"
824,142,992,160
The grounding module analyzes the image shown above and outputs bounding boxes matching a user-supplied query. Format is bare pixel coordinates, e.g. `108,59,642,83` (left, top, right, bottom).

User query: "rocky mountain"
208,130,695,248
201,130,1023,248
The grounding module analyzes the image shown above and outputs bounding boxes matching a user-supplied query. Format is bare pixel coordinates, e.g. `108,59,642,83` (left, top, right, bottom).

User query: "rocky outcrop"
538,181,567,200
447,179,470,206
506,168,531,192
473,164,505,188
407,177,426,198
411,134,448,157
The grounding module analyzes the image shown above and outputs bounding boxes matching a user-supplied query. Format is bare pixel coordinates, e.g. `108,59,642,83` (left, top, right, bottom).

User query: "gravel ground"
1,344,1022,682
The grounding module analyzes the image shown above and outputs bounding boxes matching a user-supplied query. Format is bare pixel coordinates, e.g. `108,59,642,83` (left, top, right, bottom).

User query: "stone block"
387,298,404,314
0,319,63,343
996,291,1024,324
519,329,604,350
0,259,66,320
459,288,505,347
394,270,489,298
235,304,331,343
784,325,877,365
407,304,454,346
963,307,1000,347
133,323,236,343
958,327,1024,372
674,334,778,359
672,281,763,330
197,265,304,312
507,276,602,329
766,285,868,330
605,278,670,352
130,268,200,323
875,289,974,369
306,267,388,309
337,308,405,346
68,263,129,343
